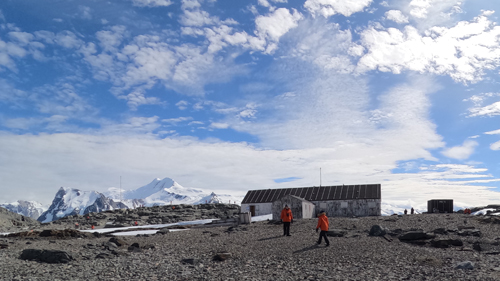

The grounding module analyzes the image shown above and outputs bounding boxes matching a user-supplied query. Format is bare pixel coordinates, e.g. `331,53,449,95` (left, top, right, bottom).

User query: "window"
320,203,327,209
340,202,348,208
368,202,376,208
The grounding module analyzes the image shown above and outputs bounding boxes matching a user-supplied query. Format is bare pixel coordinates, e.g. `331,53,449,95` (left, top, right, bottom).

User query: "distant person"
411,208,414,215
280,205,293,236
404,209,407,215
316,210,329,247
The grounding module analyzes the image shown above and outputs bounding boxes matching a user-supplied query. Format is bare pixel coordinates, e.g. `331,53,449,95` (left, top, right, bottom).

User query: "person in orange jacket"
316,210,330,246
280,205,293,236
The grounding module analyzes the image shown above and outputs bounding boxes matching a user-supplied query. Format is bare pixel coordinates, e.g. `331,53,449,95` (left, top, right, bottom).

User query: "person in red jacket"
316,210,330,246
280,205,293,236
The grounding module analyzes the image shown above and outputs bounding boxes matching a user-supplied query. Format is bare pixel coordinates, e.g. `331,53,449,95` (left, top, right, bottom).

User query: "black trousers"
318,230,329,245
283,222,291,235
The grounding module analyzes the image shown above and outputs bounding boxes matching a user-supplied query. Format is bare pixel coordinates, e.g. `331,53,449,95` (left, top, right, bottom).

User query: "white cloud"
55,31,83,49
491,140,500,150
0,132,497,207
255,8,303,53
176,100,189,110
485,129,500,135
356,14,500,83
210,122,229,129
468,101,500,117
131,0,173,7
408,0,462,19
283,19,358,73
8,32,34,45
78,6,92,20
96,26,127,52
441,139,478,160
385,10,409,23
0,9,5,22
121,90,163,110
162,117,193,124
304,0,373,18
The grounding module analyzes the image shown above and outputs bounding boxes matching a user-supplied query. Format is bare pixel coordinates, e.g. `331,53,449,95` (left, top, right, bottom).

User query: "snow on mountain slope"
0,200,47,220
38,187,127,223
105,178,241,207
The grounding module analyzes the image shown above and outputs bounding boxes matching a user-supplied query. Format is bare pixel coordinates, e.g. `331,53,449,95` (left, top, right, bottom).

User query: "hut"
271,194,315,220
427,199,453,213
241,184,381,217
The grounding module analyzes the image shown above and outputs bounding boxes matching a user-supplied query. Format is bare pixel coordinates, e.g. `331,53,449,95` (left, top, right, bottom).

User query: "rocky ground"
1,211,500,280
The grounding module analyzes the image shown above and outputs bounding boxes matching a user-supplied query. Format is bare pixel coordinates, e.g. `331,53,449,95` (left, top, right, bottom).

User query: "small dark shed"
427,199,453,213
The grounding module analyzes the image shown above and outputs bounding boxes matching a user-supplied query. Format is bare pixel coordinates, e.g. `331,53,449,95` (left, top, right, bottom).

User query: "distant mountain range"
0,200,47,219
12,177,241,223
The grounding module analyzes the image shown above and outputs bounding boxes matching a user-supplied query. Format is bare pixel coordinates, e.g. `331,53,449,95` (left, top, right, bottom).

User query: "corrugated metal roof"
241,184,381,204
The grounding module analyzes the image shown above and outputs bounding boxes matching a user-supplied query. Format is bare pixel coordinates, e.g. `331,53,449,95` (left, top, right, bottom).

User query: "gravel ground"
1,213,500,280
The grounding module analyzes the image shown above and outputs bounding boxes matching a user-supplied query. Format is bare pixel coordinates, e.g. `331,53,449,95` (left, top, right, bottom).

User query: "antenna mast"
320,167,322,187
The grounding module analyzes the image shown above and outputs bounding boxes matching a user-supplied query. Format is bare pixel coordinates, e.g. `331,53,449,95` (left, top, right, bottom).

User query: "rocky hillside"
0,207,40,233
1,213,500,280
42,203,241,230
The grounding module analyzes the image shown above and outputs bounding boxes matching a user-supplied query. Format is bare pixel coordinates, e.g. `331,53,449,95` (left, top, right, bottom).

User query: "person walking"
280,205,293,236
316,210,329,246
411,207,414,214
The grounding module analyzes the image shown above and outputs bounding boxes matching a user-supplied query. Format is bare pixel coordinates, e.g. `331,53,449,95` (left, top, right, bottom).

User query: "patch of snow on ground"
112,228,190,236
81,219,215,234
472,208,496,216
251,214,272,222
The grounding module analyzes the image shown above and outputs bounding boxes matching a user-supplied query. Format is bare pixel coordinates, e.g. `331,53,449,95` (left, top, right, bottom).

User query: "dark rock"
457,229,481,237
96,252,113,259
399,231,428,241
157,228,170,234
432,228,448,235
0,243,8,249
20,249,73,264
128,243,142,252
455,261,474,270
182,258,201,265
104,242,118,249
213,252,231,261
369,225,388,236
109,237,127,246
430,238,463,248
327,229,347,237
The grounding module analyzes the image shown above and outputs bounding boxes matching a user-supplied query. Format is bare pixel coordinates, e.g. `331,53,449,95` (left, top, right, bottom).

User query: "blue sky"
1,0,500,209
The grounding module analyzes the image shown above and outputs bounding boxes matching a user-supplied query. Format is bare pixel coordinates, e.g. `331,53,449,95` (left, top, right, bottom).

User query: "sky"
1,0,500,209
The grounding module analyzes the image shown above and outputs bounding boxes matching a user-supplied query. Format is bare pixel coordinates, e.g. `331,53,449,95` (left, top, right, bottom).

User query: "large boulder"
20,249,73,264
369,225,388,236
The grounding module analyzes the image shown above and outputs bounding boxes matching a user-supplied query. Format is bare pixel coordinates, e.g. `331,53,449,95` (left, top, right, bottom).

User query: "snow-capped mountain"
0,200,47,219
37,187,127,223
105,178,240,207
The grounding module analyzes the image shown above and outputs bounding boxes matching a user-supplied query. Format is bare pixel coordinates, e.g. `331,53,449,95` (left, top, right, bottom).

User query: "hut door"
250,206,256,216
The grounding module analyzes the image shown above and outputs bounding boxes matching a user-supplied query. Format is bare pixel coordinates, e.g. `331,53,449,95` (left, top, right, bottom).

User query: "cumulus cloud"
304,0,373,18
408,0,462,19
356,14,500,83
255,8,303,53
385,10,409,23
441,139,478,160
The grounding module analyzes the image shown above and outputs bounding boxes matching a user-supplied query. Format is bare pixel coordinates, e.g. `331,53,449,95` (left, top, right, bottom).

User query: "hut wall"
240,203,272,217
312,199,381,217
272,196,305,220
